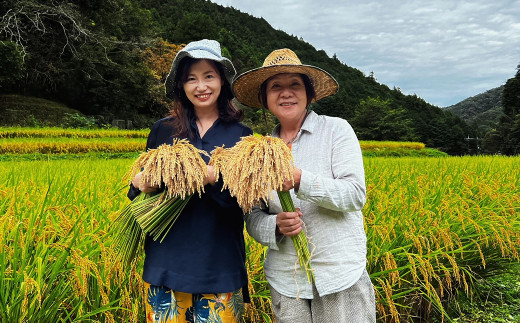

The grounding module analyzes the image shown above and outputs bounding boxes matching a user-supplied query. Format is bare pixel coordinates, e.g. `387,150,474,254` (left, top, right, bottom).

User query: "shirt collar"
273,110,318,137
300,110,318,134
189,116,221,132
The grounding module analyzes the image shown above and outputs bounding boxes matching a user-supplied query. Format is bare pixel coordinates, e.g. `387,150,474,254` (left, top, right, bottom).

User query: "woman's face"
183,59,223,111
265,73,308,123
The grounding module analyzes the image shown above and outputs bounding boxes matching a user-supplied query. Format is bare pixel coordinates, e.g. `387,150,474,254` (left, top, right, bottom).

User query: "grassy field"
0,127,518,322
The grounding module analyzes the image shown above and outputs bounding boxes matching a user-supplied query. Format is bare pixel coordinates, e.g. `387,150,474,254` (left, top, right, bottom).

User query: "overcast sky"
212,0,520,107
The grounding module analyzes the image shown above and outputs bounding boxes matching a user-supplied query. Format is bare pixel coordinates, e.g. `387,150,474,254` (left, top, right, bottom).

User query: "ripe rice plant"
0,159,142,322
364,156,520,321
0,158,272,322
0,127,149,139
0,138,145,154
0,127,442,157
361,141,425,151
0,155,518,322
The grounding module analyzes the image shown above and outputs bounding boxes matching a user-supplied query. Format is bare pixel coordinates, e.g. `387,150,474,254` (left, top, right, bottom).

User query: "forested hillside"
483,66,520,155
445,65,520,156
446,86,504,136
0,0,475,154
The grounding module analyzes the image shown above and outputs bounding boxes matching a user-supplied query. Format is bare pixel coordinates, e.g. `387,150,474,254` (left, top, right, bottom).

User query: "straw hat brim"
233,64,339,109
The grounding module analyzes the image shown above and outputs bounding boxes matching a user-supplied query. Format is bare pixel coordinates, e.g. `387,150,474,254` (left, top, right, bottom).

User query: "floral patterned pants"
144,282,244,323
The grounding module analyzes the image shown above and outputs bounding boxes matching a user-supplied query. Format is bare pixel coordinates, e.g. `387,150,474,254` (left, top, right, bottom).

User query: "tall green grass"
0,158,272,322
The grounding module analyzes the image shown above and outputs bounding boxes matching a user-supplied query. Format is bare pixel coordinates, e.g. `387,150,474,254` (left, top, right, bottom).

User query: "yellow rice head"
212,135,294,213
130,139,209,199
208,145,229,182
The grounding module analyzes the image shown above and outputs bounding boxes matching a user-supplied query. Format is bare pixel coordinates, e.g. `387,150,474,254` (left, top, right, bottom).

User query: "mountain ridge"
445,86,504,135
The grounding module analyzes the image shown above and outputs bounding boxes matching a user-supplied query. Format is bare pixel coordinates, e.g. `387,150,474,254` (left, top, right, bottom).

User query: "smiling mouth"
280,102,296,107
196,93,211,99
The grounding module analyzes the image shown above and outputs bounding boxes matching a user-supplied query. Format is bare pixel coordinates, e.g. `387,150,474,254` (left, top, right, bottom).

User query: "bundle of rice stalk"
210,134,314,282
113,192,158,267
114,139,208,266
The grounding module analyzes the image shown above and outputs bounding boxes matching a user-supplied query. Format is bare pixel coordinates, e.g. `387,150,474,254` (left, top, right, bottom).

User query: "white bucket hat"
164,39,236,100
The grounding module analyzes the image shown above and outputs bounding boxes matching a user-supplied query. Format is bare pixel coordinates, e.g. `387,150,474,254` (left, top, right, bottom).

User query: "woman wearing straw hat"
234,49,376,322
128,39,252,323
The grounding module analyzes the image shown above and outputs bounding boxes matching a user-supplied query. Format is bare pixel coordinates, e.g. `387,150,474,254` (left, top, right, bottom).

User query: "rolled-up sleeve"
244,206,280,250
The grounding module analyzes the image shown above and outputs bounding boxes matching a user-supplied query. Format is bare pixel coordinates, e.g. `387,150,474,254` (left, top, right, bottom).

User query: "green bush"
61,113,98,129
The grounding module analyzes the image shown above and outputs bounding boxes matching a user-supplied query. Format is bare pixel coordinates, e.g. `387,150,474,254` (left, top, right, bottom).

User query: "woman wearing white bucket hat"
128,39,252,323
234,48,376,322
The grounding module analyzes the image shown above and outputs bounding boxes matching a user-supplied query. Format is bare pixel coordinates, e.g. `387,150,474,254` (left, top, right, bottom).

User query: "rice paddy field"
1,127,519,322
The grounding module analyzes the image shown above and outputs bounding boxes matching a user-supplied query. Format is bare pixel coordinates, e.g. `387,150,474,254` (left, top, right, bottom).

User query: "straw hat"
232,48,339,108
164,39,236,100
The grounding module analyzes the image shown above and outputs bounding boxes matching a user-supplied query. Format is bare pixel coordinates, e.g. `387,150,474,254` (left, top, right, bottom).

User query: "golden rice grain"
129,139,208,199
210,135,293,213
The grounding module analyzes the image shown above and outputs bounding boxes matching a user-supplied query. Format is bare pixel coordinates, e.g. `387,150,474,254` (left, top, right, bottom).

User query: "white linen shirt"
244,111,368,299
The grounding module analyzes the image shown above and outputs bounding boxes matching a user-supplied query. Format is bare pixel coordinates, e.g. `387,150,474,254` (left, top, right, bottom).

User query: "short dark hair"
259,73,316,109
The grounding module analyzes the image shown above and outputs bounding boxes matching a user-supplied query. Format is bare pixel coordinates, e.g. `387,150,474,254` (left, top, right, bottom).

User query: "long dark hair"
168,57,244,139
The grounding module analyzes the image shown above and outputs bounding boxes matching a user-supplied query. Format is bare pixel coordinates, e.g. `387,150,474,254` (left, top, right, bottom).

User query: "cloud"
213,0,520,107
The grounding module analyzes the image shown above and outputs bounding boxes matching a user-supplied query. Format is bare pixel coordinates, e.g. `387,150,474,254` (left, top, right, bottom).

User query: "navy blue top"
128,116,253,301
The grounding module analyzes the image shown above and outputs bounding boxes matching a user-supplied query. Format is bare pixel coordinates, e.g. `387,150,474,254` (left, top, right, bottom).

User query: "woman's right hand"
276,208,303,237
132,171,159,193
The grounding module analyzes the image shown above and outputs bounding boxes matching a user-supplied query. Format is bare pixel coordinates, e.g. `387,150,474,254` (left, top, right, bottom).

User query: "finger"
284,225,303,237
278,211,295,220
279,218,302,232
277,214,299,226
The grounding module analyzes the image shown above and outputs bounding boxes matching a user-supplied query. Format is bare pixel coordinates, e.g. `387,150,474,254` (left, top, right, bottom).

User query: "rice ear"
129,139,209,198
211,135,294,213
209,145,229,182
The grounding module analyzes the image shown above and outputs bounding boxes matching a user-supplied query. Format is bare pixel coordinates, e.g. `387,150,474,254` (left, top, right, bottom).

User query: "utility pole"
464,135,481,155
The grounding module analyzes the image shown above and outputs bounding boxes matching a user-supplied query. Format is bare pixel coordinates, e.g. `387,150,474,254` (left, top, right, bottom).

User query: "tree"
0,0,159,124
495,64,520,155
141,38,185,117
0,41,25,92
0,0,95,93
173,12,218,44
351,97,417,141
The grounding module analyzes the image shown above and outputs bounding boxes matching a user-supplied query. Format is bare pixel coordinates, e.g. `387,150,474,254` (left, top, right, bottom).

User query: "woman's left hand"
276,208,303,237
282,167,302,191
204,165,217,186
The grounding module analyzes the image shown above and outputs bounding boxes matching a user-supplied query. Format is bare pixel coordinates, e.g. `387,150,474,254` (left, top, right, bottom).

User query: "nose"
196,80,207,91
280,86,292,98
